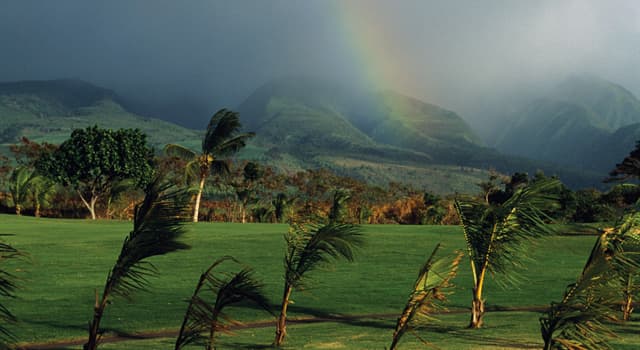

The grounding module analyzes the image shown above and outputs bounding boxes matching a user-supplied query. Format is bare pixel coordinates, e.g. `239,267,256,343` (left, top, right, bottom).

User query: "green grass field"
1,214,639,349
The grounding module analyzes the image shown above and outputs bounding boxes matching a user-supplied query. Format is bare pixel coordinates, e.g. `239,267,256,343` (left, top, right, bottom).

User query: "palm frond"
211,133,256,158
202,109,255,154
0,239,24,346
106,178,192,299
390,244,463,350
456,178,560,286
164,144,197,162
175,257,271,350
284,222,364,289
540,230,640,349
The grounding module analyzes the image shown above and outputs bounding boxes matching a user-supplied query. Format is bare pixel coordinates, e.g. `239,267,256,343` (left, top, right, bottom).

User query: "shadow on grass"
425,323,541,349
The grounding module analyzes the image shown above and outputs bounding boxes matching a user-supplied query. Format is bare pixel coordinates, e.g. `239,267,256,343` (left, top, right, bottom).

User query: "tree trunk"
15,204,22,216
35,201,41,218
206,311,220,350
241,204,246,224
85,289,107,350
469,264,487,329
78,190,98,220
623,282,634,321
193,176,206,222
274,284,293,347
469,294,485,328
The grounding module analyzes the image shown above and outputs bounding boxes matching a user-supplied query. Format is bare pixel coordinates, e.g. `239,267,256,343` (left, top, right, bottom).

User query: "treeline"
1,134,638,225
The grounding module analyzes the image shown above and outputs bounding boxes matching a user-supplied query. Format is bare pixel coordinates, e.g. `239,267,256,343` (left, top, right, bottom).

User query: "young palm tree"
274,222,365,346
389,244,463,350
540,229,640,349
8,166,44,215
328,188,351,223
455,178,560,328
164,109,255,222
175,256,272,350
0,239,23,349
84,178,191,350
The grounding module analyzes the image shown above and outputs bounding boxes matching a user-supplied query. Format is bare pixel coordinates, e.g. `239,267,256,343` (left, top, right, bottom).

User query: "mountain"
495,76,640,174
0,79,201,149
237,77,601,191
552,75,640,130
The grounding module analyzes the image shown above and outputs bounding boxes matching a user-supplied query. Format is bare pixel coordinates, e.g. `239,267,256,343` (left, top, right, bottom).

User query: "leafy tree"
9,136,57,167
540,229,640,349
175,256,272,350
164,109,254,222
36,126,154,220
274,222,364,346
455,178,560,328
85,178,191,350
0,238,23,349
390,244,462,350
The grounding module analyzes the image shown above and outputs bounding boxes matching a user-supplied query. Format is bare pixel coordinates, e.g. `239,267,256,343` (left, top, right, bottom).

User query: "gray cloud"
0,0,638,129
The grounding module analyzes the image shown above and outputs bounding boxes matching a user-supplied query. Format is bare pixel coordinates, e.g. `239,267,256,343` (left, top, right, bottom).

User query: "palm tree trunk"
206,311,220,350
35,201,41,218
86,289,108,350
15,204,22,216
622,274,634,321
469,266,487,328
274,284,293,346
193,176,206,222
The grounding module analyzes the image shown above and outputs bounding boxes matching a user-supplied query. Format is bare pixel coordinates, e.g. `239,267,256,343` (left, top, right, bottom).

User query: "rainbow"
335,1,421,96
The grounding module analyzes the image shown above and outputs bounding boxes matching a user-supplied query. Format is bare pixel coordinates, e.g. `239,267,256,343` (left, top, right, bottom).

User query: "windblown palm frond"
390,244,463,350
175,257,272,350
540,229,640,350
202,109,255,156
284,222,364,289
0,239,23,348
456,178,560,285
275,221,365,346
86,177,192,350
164,144,197,162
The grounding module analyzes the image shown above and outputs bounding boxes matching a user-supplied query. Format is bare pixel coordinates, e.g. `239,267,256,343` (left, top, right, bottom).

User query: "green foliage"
328,188,351,223
390,244,463,350
175,257,271,350
283,222,364,290
540,227,640,349
0,238,22,349
36,126,154,219
86,178,191,349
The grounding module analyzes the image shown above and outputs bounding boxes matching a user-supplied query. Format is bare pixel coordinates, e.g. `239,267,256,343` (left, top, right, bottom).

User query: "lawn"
0,214,638,349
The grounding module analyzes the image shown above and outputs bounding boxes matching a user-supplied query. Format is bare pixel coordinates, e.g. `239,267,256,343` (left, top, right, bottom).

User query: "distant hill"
495,76,640,173
0,79,201,149
0,77,606,193
237,77,601,191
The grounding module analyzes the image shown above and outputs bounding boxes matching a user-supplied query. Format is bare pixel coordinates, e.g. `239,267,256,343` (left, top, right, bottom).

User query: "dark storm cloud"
0,0,638,129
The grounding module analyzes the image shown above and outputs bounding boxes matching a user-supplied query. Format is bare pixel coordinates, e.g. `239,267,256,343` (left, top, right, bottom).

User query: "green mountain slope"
0,79,201,149
495,99,610,170
552,75,640,130
238,77,601,190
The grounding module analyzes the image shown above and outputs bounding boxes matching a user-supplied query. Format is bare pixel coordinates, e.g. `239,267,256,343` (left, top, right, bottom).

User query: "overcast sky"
1,0,639,128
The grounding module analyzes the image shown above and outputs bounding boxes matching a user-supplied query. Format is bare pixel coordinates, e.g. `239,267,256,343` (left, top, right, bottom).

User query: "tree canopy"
36,126,155,219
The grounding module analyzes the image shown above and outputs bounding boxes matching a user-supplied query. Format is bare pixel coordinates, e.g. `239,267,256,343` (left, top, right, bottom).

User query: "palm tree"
389,244,462,350
540,229,640,349
0,238,23,349
455,178,560,328
175,256,272,350
9,166,47,215
84,178,191,350
164,109,255,222
328,188,351,223
274,222,365,346
272,193,296,223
